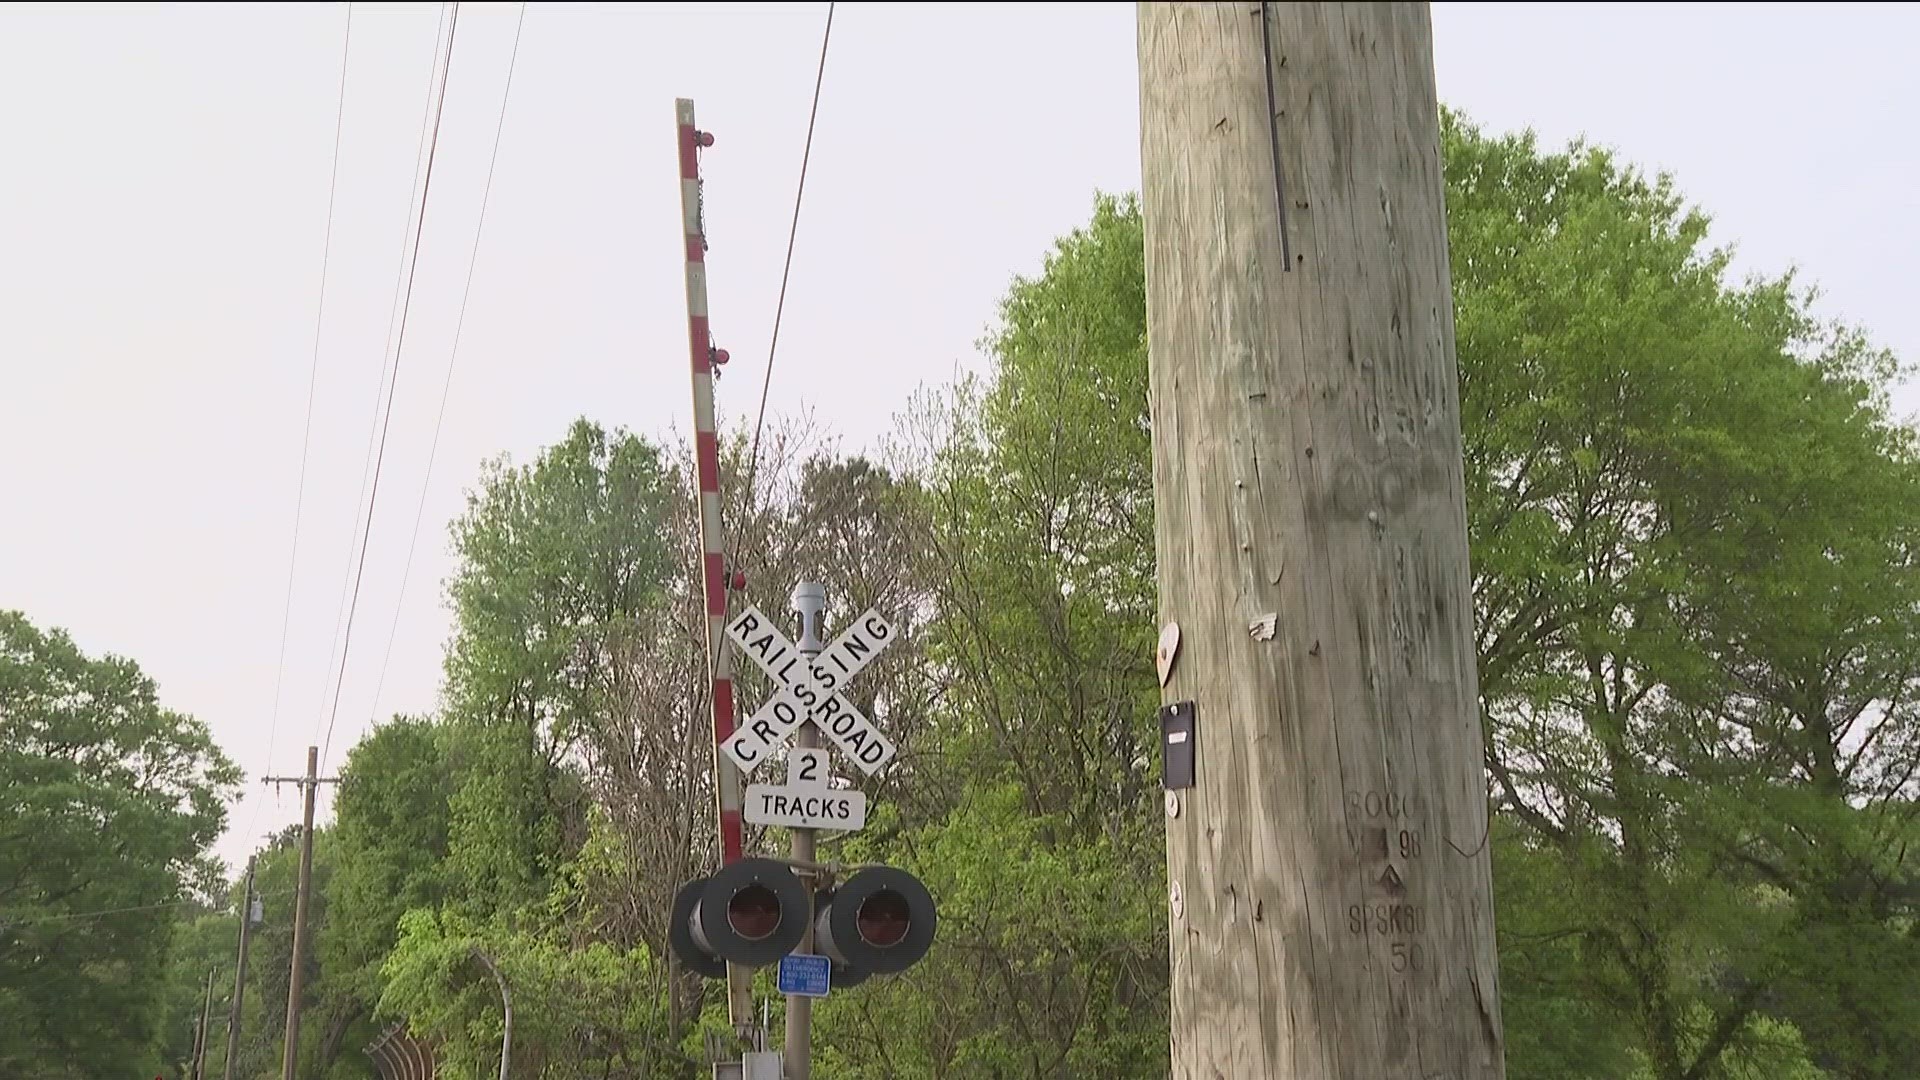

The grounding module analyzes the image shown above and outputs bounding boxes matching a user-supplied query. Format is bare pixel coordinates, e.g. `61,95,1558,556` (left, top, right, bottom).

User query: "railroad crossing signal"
668,857,810,979
722,604,898,775
668,861,938,984
671,593,936,993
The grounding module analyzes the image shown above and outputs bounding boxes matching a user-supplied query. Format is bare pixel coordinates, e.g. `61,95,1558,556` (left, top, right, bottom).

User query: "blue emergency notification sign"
777,952,831,998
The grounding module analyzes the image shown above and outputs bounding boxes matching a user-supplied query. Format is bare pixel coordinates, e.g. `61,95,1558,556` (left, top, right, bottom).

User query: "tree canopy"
0,610,238,1078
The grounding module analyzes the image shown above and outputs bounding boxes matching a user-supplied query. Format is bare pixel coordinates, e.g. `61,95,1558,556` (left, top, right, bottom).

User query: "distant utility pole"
1137,4,1506,1079
221,855,260,1080
264,747,339,1080
191,966,216,1080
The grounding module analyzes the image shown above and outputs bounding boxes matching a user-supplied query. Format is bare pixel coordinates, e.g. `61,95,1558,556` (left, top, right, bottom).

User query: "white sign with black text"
721,604,898,776
743,748,868,832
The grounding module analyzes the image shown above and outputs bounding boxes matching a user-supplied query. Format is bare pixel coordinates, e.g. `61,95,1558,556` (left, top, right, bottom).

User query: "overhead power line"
0,889,295,928
242,2,354,851
742,0,836,510
309,0,454,762
320,1,465,771
368,1,529,726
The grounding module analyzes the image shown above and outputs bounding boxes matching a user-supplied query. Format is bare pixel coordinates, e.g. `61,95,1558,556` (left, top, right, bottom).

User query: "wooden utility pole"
221,856,259,1080
191,966,216,1080
1137,4,1505,1078
264,747,339,1080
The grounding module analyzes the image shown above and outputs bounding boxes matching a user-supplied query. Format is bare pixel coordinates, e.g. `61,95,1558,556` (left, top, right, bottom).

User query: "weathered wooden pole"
1137,3,1506,1077
282,747,320,1080
191,965,216,1080
220,856,258,1080
264,746,337,1080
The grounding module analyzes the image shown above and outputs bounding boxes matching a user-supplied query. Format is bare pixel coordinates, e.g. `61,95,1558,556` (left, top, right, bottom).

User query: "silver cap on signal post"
792,581,827,655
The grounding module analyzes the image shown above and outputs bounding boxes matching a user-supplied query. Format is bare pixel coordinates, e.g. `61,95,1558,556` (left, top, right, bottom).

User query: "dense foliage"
0,611,238,1078
13,108,1917,1078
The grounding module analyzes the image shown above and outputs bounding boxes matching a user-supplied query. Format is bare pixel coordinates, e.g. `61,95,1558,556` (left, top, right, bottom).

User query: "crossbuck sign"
722,605,898,776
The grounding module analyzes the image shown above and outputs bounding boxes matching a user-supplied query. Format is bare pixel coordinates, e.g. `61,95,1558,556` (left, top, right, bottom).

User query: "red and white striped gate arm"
676,99,745,868
677,95,759,1034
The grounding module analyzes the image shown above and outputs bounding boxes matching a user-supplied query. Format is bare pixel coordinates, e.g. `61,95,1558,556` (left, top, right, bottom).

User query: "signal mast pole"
782,583,828,1080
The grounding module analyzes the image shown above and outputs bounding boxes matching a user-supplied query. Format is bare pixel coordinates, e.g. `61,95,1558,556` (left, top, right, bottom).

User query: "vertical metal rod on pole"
221,856,257,1080
674,97,757,1039
783,582,827,1080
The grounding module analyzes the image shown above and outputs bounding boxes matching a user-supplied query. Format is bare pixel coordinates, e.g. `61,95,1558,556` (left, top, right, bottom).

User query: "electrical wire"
310,1,454,759
239,2,354,851
741,0,835,513
366,2,528,727
0,889,295,928
319,1,464,772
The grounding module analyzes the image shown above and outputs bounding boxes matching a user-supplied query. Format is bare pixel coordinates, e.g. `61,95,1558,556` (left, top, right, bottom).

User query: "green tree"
836,192,1167,1077
0,610,240,1078
157,907,240,1080
313,716,454,1074
1444,110,1920,1079
864,111,1919,1078
217,825,370,1080
379,844,690,1079
321,718,453,1001
908,193,1158,837
817,782,1164,1079
440,419,678,913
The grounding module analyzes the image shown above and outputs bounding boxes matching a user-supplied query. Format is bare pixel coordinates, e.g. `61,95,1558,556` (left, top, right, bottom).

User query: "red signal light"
816,866,937,976
855,889,912,948
726,883,784,941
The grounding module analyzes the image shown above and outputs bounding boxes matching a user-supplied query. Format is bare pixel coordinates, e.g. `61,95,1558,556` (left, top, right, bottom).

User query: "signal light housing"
670,861,937,984
814,866,938,976
830,964,870,989
668,857,810,975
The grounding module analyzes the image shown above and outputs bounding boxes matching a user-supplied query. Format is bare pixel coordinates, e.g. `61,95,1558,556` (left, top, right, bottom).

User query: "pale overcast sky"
2,2,1914,873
